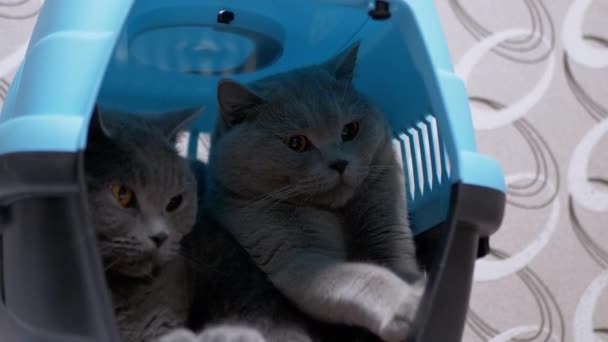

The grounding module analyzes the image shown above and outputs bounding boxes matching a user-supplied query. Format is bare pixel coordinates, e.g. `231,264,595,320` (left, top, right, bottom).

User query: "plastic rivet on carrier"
217,10,235,24
368,1,391,20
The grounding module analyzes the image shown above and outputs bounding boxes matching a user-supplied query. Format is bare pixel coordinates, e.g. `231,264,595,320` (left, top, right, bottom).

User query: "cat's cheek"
173,207,197,234
156,249,172,266
342,166,363,187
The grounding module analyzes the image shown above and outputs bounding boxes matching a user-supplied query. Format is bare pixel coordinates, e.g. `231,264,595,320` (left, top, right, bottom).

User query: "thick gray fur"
84,106,201,341
204,42,426,342
180,208,380,342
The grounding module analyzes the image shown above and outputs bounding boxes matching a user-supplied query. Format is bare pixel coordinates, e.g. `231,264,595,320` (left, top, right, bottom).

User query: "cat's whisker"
248,184,295,204
241,195,299,219
367,168,396,176
241,184,304,211
239,173,342,213
104,255,125,272
143,271,155,281
245,185,312,216
366,167,399,171
349,166,397,171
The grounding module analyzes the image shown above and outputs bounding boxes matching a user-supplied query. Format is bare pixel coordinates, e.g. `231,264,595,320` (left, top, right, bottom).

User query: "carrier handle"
0,152,80,206
0,151,121,342
410,183,505,342
0,303,102,342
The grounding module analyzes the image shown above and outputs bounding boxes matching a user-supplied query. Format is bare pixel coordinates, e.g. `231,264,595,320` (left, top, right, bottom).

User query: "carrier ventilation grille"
392,114,451,201
176,132,211,163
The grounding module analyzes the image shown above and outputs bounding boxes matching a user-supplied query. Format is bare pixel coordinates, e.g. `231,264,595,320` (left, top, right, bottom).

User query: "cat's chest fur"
291,206,349,256
214,192,351,260
109,259,191,342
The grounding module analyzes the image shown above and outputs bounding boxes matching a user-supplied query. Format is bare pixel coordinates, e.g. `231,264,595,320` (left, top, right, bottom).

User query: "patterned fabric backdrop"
0,1,606,341
434,1,608,341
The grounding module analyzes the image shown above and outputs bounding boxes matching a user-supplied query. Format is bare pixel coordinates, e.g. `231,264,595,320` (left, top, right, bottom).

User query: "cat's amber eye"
341,121,360,141
284,135,310,152
111,184,135,208
166,194,183,213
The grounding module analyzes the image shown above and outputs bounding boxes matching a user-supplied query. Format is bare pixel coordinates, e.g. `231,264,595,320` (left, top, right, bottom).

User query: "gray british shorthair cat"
84,106,201,341
85,106,301,342
205,42,426,342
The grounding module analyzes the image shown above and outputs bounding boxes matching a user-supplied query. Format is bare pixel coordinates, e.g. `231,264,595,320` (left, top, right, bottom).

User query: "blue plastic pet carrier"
0,1,505,341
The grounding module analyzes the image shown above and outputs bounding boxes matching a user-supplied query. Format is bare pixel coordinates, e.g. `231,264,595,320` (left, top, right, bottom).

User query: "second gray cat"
84,106,201,341
205,42,425,342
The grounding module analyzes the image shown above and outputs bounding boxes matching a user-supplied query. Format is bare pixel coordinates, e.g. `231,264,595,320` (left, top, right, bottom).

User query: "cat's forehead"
255,73,362,133
100,131,192,185
132,148,190,183
263,101,343,131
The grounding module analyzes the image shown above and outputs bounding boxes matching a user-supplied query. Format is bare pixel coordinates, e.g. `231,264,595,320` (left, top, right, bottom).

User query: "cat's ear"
325,41,360,82
155,106,205,143
217,79,262,127
87,106,113,144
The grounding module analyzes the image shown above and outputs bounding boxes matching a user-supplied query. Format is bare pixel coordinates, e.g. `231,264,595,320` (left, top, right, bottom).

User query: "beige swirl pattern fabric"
435,1,608,341
1,1,606,341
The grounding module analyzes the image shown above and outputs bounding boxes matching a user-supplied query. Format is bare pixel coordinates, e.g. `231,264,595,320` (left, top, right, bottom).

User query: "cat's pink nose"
150,232,169,247
329,160,348,174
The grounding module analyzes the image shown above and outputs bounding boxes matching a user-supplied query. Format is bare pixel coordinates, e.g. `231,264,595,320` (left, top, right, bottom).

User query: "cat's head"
210,42,392,208
84,106,202,278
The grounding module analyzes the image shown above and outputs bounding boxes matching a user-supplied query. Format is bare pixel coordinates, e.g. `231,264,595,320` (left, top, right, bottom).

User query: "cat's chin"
315,183,357,209
105,255,163,280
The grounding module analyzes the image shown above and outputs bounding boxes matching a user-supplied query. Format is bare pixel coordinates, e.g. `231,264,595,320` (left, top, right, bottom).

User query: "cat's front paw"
377,279,425,342
197,325,266,342
156,328,199,342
